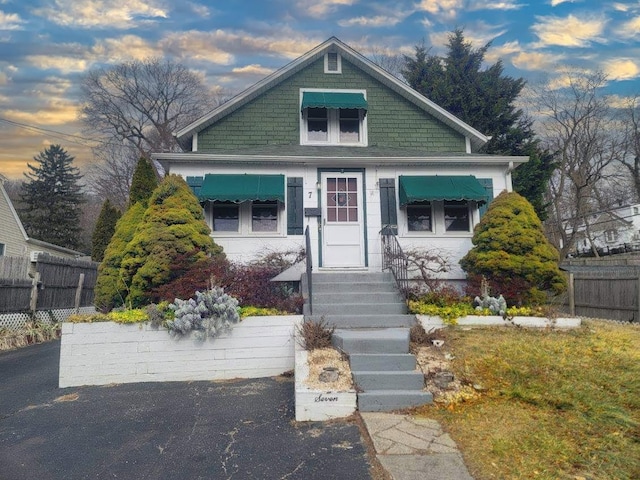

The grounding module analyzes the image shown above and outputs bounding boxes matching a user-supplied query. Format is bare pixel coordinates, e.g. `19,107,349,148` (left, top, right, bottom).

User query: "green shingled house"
153,37,528,283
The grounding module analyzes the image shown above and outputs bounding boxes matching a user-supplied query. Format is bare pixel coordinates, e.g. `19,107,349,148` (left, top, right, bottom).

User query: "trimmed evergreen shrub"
460,191,566,305
91,199,121,262
119,174,223,307
94,202,146,311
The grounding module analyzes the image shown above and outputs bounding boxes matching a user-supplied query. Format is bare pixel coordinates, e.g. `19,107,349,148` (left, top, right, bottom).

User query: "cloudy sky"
0,0,639,180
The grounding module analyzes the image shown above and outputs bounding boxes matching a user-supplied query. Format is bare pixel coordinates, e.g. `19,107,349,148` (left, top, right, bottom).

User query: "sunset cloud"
338,15,403,27
4,100,79,126
0,10,25,29
512,50,565,71
469,1,525,10
619,17,640,38
603,58,640,81
295,0,355,18
231,64,274,76
33,0,168,29
25,55,89,73
532,14,607,47
416,0,463,20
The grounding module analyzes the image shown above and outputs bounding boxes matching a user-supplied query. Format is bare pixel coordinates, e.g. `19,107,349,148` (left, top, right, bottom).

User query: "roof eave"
153,152,528,170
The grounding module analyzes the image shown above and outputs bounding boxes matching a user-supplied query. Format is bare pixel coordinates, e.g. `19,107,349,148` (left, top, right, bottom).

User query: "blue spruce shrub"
168,287,240,340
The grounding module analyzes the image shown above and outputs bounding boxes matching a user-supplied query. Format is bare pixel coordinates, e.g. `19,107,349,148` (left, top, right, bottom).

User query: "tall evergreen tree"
91,199,121,262
20,144,85,250
129,157,158,206
402,29,556,219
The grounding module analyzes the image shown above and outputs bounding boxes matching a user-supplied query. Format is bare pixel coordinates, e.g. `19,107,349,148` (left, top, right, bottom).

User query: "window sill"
300,141,367,147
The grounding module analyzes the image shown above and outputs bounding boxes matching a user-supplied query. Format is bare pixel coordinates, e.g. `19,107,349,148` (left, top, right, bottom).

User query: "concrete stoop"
306,272,433,412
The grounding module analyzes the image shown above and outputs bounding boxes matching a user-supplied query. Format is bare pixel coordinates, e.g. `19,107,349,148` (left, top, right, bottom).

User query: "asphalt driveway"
0,341,374,479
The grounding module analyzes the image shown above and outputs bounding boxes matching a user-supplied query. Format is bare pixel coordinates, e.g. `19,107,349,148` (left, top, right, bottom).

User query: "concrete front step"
310,303,406,316
312,272,395,284
358,390,434,412
311,281,400,294
312,291,404,305
349,353,416,372
353,371,425,390
307,314,417,329
333,328,409,354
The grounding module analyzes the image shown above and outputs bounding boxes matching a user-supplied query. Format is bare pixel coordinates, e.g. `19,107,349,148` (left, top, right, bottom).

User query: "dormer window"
300,89,368,146
325,52,341,73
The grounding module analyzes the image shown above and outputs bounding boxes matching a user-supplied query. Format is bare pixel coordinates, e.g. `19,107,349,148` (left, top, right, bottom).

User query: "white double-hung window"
300,89,368,146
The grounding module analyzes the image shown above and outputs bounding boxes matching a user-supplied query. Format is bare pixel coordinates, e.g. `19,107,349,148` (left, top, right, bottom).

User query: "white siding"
169,162,511,278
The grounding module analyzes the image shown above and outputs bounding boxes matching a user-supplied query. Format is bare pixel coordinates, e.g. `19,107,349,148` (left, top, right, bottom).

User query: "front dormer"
299,89,368,146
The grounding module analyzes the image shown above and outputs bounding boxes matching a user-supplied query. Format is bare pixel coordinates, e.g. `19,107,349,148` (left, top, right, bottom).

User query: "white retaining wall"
59,316,300,388
418,315,582,330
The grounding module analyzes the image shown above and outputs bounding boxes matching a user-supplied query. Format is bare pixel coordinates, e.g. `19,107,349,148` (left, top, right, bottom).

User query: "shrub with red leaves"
151,250,304,314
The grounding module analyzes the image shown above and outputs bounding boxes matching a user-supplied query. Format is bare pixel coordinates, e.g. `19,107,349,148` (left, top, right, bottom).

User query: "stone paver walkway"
361,412,474,480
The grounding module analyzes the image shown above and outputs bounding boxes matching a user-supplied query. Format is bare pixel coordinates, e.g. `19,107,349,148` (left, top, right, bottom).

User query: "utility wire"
0,117,143,152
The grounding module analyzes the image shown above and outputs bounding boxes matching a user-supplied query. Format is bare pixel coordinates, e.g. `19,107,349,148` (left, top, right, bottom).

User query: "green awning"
198,174,285,203
301,92,368,110
399,175,488,205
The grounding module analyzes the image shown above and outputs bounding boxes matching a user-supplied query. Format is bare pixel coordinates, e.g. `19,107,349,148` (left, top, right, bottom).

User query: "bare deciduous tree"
365,46,405,81
80,58,226,206
85,142,139,210
530,70,625,258
618,94,640,201
80,58,213,156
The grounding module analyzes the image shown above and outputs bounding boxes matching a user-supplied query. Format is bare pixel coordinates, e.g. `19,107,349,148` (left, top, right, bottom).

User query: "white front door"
321,172,365,267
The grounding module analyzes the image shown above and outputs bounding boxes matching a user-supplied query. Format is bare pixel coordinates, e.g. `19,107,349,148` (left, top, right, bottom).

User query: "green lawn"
416,320,640,480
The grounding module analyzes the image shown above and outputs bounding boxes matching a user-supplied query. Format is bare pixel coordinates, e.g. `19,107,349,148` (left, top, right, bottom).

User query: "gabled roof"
175,37,490,151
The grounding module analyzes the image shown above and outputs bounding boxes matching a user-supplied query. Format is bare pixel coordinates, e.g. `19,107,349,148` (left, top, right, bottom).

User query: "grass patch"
414,320,640,480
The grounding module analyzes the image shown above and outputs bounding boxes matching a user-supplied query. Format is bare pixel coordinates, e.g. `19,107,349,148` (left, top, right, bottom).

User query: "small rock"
472,383,486,392
318,366,339,382
444,353,455,360
433,371,455,389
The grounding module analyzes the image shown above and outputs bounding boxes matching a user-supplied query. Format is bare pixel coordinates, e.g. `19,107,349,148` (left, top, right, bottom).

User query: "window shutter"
186,176,204,197
379,178,398,234
287,177,304,235
477,178,494,218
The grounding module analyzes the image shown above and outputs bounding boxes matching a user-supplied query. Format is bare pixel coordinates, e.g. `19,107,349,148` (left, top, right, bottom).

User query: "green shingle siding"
197,57,465,153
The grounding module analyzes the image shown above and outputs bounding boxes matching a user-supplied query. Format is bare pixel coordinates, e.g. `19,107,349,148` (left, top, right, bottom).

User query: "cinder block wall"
59,316,300,388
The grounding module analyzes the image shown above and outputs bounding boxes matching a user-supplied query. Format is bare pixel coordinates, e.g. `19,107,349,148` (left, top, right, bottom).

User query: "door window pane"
326,176,359,223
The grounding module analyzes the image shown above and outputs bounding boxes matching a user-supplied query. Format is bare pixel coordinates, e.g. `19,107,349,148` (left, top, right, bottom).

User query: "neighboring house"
0,173,85,260
153,37,528,283
567,204,640,256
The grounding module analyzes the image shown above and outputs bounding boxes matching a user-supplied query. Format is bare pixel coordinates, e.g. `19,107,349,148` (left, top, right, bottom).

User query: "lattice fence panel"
0,307,96,331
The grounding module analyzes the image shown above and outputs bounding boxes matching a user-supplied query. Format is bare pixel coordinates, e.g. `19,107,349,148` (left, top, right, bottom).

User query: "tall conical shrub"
460,191,566,305
119,174,222,307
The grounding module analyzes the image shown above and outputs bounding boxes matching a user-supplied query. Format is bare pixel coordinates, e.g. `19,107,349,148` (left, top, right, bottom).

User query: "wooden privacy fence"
566,271,640,322
0,254,98,314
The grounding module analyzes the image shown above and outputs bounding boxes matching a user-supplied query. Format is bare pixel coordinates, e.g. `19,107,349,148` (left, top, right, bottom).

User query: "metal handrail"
304,225,313,315
380,225,410,299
